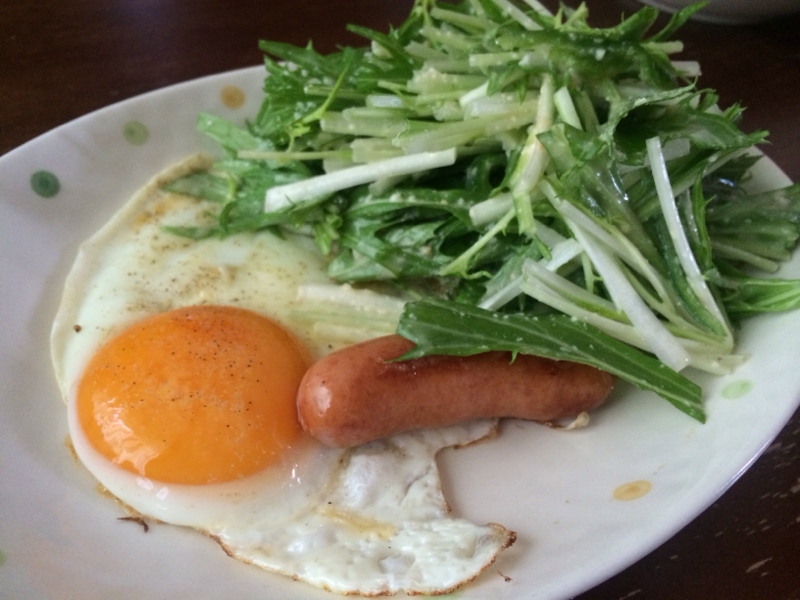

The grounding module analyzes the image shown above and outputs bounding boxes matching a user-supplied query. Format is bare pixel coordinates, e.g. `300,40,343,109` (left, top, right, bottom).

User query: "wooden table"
2,1,798,598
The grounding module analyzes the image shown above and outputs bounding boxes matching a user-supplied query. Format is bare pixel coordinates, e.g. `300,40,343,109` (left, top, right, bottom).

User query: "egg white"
51,154,514,596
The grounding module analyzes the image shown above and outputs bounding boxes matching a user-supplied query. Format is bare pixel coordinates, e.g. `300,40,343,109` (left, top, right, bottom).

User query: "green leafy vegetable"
396,298,704,421
164,0,800,422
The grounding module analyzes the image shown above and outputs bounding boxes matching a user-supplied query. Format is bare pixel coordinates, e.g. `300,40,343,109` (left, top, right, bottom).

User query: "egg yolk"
76,305,311,485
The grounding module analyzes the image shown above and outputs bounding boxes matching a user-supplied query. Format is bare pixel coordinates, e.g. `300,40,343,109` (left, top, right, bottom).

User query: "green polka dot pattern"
123,120,149,146
30,170,60,198
721,379,753,399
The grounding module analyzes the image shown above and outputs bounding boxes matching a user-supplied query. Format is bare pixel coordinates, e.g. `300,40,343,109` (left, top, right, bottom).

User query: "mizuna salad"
165,0,800,422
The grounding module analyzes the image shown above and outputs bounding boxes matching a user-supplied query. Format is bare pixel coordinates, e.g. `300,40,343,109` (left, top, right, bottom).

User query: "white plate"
1,66,798,600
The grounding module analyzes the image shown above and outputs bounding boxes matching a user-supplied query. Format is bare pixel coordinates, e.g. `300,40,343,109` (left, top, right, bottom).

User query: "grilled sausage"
297,334,615,447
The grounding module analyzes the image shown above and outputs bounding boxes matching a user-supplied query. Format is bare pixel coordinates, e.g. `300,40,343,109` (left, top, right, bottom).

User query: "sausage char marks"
297,334,615,448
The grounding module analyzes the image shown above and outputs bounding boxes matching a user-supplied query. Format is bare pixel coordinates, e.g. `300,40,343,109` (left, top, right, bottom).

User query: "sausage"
296,334,615,447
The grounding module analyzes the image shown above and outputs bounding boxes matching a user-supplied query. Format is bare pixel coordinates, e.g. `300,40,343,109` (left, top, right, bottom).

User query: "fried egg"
50,154,514,596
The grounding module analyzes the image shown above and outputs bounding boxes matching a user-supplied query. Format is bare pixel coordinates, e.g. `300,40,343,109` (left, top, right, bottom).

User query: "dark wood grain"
2,2,798,598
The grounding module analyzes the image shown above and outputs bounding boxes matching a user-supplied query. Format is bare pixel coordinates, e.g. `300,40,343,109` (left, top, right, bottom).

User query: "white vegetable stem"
478,240,583,310
553,86,582,130
479,222,580,311
551,197,676,317
490,0,542,30
294,283,407,344
510,73,555,237
297,283,406,318
568,221,691,372
512,74,554,196
646,136,731,338
469,192,512,226
519,0,553,16
264,148,457,212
